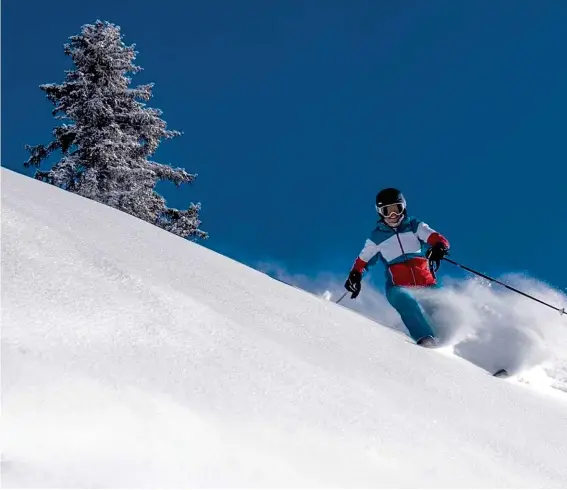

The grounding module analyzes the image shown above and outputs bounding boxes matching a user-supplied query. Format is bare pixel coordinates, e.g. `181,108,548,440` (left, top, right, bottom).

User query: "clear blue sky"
3,1,567,291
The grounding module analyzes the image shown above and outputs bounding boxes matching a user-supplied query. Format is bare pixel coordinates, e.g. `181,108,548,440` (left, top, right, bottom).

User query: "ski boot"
416,335,437,348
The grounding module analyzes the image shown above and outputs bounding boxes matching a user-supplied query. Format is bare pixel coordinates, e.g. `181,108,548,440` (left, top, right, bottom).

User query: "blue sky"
3,0,567,293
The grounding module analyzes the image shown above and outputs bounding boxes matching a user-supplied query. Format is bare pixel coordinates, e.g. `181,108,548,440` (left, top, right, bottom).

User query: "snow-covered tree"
25,20,207,240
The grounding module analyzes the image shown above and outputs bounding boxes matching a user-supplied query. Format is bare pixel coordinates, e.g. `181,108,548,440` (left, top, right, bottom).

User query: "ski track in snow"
3,168,567,488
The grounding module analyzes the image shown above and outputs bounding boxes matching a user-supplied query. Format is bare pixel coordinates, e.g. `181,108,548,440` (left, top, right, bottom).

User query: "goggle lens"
378,203,405,217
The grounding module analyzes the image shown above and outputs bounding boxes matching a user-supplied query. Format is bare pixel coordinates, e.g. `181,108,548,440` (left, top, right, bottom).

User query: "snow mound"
3,168,567,488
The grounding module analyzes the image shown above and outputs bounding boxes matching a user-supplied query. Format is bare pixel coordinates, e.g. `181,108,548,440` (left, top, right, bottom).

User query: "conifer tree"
25,20,207,240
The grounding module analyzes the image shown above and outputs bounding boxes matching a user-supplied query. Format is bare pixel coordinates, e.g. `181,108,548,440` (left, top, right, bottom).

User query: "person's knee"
386,285,403,308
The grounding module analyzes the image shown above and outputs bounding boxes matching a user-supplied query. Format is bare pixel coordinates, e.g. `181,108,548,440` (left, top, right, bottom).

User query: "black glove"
344,270,362,299
426,242,449,272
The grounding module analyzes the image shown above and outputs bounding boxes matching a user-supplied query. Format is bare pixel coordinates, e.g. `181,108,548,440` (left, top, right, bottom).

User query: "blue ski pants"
386,285,436,342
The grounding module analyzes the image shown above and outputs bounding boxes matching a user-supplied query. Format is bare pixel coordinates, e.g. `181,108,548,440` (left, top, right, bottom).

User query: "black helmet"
375,188,407,220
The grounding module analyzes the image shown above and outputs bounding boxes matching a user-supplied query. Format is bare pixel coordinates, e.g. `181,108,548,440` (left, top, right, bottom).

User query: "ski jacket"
351,216,449,287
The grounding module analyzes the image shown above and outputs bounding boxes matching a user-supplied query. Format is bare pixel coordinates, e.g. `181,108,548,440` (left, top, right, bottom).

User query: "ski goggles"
376,202,405,217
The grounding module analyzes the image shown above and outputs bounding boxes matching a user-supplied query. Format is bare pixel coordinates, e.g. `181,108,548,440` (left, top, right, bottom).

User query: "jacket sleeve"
415,221,450,249
351,239,381,272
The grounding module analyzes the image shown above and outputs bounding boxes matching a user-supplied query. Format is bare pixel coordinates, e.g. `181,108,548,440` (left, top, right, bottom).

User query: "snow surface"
2,168,567,488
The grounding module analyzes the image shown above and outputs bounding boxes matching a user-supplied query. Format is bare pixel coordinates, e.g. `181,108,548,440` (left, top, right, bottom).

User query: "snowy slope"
2,168,567,488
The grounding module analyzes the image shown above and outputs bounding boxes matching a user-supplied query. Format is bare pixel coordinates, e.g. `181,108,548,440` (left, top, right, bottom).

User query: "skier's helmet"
375,188,407,225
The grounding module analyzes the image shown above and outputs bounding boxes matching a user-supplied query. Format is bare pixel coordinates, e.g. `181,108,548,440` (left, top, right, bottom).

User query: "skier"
344,188,449,347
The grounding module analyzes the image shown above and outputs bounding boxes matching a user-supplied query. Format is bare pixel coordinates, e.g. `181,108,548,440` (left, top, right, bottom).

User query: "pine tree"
25,20,207,240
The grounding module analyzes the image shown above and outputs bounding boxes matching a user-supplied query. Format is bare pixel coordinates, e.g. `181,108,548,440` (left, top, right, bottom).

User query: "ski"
493,369,510,378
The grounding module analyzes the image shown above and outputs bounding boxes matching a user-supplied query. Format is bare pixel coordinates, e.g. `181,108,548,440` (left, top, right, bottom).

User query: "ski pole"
335,291,348,304
443,257,566,315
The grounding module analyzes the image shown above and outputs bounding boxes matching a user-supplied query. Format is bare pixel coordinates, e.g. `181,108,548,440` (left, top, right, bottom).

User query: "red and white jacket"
351,216,449,287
